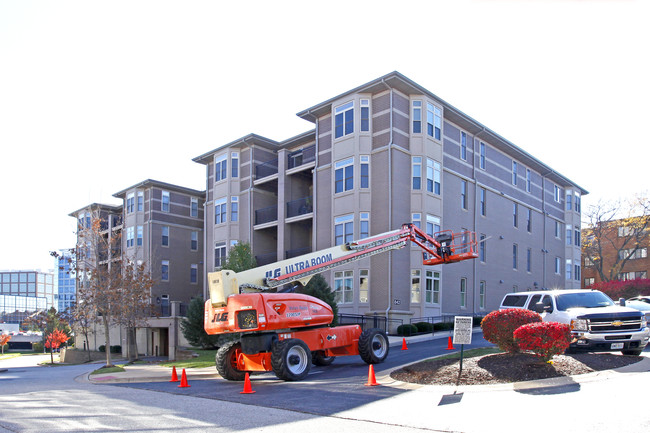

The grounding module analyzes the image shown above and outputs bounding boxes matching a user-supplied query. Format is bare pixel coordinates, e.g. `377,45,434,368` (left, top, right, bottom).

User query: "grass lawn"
90,364,126,375
159,349,217,369
0,351,46,361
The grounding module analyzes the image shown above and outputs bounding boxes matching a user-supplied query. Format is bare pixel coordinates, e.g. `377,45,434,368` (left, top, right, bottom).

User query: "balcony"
255,252,277,266
287,145,315,171
255,205,278,226
285,247,311,259
255,158,278,181
286,196,313,220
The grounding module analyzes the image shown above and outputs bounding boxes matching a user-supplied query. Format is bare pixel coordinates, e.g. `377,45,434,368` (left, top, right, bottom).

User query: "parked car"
500,289,650,355
624,299,650,322
628,295,650,304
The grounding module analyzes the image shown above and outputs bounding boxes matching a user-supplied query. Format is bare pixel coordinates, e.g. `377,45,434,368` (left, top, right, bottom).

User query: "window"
215,154,227,182
566,259,572,280
359,270,369,303
574,229,581,247
411,270,421,303
575,193,581,213
190,264,198,284
191,231,198,251
360,212,369,239
555,257,561,274
479,281,486,310
425,270,440,304
619,247,648,260
334,101,354,138
360,99,370,132
215,242,226,268
512,161,518,185
161,260,169,281
566,225,572,246
479,234,487,262
335,214,354,246
426,215,441,237
555,221,562,238
137,192,144,212
554,185,561,203
618,226,634,237
412,101,422,133
585,277,595,287
427,159,441,194
513,202,518,228
126,226,134,247
527,248,532,273
460,278,467,308
460,131,467,160
191,197,198,217
231,152,239,178
479,142,486,169
566,192,572,211
126,193,135,213
574,264,581,282
334,270,353,303
526,169,531,193
412,213,421,229
215,198,227,224
162,191,170,212
526,208,532,233
461,180,468,210
479,188,486,216
335,158,354,193
412,157,422,190
426,103,442,140
360,155,369,188
162,226,169,246
137,226,143,246
513,244,518,270
231,197,238,222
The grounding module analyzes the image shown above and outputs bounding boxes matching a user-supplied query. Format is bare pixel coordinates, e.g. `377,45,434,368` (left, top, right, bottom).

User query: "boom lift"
205,223,478,381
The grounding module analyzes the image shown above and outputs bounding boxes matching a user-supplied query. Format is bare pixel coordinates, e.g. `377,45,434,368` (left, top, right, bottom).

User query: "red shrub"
514,322,571,362
481,308,542,353
586,279,650,300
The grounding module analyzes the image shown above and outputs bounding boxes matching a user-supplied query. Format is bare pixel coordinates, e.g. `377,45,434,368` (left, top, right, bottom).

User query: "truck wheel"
271,339,312,381
216,341,246,381
358,328,389,364
621,349,643,356
312,350,336,366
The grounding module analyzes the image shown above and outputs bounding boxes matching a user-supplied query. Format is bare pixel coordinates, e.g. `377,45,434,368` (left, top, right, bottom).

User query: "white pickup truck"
500,289,649,356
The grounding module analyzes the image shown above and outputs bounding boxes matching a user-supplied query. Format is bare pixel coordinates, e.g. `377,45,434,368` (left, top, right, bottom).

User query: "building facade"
193,72,587,329
70,180,205,358
55,250,76,312
0,270,52,327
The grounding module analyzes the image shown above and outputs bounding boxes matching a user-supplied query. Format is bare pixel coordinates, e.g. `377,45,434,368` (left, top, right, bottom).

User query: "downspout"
472,128,485,316
307,110,319,253
541,170,555,289
381,79,394,326
202,164,209,300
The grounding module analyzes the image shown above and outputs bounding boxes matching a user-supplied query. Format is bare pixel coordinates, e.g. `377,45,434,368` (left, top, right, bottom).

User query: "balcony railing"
255,158,278,179
286,196,313,218
255,252,277,266
255,205,278,225
286,247,311,259
287,145,316,170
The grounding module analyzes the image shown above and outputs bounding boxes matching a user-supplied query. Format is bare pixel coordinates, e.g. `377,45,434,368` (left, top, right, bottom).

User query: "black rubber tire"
358,328,389,364
215,341,246,381
621,349,643,356
312,350,336,366
271,339,312,381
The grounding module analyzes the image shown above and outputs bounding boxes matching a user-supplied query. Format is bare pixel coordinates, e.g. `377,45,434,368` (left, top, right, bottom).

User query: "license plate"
610,343,624,350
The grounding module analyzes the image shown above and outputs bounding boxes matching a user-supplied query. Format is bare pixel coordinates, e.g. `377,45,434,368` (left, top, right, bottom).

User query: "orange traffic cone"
401,338,408,351
178,368,190,388
445,336,455,350
240,372,256,394
170,366,179,382
365,364,379,386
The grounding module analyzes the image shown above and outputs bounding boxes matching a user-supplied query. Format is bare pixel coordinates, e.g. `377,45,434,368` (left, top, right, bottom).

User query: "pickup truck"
500,289,649,356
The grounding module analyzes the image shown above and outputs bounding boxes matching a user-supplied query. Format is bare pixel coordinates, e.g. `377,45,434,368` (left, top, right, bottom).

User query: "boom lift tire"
312,350,336,366
271,338,312,381
215,341,247,381
358,328,390,364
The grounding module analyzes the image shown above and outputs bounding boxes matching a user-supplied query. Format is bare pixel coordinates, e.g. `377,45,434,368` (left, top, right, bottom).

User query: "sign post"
452,316,473,378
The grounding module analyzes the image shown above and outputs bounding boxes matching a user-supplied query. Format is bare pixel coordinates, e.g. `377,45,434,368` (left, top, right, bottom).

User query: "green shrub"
481,308,542,353
110,345,122,354
397,324,418,336
98,345,106,353
472,316,484,327
433,322,454,331
32,342,44,352
414,322,434,333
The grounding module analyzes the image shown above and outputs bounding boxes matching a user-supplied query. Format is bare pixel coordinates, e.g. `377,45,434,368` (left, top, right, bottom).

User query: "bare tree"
583,194,650,282
118,260,156,361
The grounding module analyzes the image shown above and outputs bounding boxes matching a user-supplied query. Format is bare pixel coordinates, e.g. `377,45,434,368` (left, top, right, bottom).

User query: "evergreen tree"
298,274,339,326
221,242,257,272
180,296,223,349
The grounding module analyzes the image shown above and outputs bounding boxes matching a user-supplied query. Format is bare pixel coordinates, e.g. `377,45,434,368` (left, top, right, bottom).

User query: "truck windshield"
555,291,614,311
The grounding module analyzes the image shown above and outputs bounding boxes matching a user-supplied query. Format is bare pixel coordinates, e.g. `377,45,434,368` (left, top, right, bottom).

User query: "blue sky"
1,0,648,271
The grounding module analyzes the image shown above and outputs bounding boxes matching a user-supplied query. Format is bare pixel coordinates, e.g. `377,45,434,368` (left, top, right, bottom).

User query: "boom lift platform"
205,223,477,381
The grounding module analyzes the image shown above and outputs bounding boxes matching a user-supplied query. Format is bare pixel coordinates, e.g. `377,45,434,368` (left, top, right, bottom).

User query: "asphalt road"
111,335,494,415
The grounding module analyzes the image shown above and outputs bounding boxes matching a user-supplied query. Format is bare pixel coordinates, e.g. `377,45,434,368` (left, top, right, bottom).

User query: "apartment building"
70,180,205,358
193,71,587,330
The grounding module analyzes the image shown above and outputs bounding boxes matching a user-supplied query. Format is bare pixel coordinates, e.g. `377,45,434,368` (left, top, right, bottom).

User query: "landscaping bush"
98,345,106,353
472,316,484,327
481,308,542,353
414,322,434,333
433,322,454,332
397,324,418,336
110,345,122,354
514,322,571,362
32,342,44,353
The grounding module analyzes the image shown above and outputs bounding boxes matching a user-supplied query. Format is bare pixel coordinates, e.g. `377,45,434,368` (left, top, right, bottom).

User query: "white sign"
452,316,473,345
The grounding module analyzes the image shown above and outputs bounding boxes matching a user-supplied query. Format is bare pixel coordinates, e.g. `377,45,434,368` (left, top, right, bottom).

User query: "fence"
336,313,403,335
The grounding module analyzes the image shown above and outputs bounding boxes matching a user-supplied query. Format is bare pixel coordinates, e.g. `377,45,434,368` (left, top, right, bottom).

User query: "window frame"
334,101,354,139
411,269,421,304
162,226,169,247
161,260,169,282
334,157,354,194
214,242,226,268
460,131,467,160
215,154,228,182
360,99,370,132
161,191,170,212
360,155,370,189
359,269,369,303
231,196,239,222
191,197,198,217
215,197,227,225
334,214,354,246
334,270,353,304
412,156,422,190
412,100,422,134
191,231,198,251
460,278,467,308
